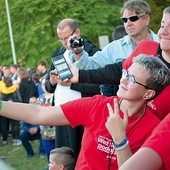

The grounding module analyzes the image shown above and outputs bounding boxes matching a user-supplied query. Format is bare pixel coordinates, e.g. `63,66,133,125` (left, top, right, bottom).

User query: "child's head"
32,72,40,83
3,77,13,87
49,147,74,170
29,97,37,105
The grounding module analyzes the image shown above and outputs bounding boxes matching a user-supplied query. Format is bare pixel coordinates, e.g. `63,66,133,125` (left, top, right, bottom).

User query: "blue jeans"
42,139,55,161
19,129,45,156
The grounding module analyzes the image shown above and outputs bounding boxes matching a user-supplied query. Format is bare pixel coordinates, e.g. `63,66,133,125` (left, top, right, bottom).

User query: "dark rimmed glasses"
122,69,149,89
121,13,146,23
58,28,77,42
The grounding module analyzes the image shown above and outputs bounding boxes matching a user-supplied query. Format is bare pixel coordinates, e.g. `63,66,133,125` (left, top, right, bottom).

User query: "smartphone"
51,55,73,81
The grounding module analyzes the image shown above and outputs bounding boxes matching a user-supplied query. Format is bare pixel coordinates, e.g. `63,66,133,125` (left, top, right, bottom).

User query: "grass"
0,136,48,170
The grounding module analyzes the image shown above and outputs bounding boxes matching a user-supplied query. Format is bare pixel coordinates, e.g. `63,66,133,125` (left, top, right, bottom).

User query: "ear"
76,28,81,36
58,164,65,170
145,15,150,26
143,90,156,100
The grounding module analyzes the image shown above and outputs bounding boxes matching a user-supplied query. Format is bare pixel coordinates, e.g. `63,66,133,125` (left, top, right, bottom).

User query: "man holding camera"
45,18,101,166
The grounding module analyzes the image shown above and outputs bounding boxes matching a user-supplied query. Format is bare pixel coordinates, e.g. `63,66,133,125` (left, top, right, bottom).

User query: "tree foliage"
0,0,169,68
147,0,170,32
0,0,122,68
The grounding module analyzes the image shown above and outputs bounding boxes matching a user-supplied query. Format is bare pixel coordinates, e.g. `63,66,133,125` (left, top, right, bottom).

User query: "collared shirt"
73,29,158,69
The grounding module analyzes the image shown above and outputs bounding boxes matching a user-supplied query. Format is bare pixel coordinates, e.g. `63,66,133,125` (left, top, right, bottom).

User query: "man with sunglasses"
45,18,101,166
69,0,158,93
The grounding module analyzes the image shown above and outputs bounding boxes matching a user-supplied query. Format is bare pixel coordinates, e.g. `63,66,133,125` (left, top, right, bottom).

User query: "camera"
70,38,84,48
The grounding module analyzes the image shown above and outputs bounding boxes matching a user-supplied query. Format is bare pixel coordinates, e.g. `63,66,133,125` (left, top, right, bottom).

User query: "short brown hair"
37,60,47,67
121,0,151,17
3,77,13,87
50,147,74,170
32,73,40,82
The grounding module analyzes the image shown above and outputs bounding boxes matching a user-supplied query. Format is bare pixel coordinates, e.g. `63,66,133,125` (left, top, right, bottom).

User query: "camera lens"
70,38,83,48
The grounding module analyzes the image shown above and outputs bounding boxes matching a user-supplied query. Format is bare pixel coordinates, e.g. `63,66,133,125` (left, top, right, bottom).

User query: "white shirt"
54,50,81,105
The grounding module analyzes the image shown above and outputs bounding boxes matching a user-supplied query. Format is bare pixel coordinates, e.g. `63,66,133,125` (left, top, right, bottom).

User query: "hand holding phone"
50,70,58,76
51,55,73,81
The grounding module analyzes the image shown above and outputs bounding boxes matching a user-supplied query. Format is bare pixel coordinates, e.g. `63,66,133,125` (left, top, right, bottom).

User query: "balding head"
57,18,79,31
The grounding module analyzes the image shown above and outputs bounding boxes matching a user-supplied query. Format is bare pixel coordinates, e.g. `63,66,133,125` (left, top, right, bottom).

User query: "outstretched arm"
67,62,123,84
0,101,69,126
68,40,159,85
79,62,122,84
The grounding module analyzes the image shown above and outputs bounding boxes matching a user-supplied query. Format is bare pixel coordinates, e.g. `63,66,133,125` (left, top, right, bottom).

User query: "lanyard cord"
108,143,115,170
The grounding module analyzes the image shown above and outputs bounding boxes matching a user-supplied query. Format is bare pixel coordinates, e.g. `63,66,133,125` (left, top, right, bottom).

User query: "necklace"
126,109,146,136
127,108,146,127
119,99,146,134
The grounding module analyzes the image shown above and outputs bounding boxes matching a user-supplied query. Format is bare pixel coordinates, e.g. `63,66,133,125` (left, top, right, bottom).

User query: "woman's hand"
105,98,128,144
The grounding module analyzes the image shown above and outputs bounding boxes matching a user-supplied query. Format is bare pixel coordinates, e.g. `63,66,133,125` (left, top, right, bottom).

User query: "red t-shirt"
142,113,170,170
147,86,170,120
61,95,160,170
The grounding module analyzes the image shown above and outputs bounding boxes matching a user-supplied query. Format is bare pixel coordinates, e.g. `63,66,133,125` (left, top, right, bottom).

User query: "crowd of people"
0,61,50,169
0,0,170,170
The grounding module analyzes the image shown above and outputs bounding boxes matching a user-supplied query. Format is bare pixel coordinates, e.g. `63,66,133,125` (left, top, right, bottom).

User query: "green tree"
147,0,170,32
0,0,169,68
0,0,122,68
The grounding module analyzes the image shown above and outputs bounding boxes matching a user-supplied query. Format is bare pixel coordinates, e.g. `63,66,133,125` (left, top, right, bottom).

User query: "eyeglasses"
122,69,149,89
121,13,146,23
58,28,77,42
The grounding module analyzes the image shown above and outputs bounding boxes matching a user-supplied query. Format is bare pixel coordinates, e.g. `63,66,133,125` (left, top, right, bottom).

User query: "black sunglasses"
121,13,146,23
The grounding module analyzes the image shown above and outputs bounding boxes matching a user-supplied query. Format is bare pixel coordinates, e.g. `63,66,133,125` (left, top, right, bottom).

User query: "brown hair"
17,68,29,79
50,147,74,170
37,60,47,67
3,77,13,87
32,73,40,82
120,0,151,17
